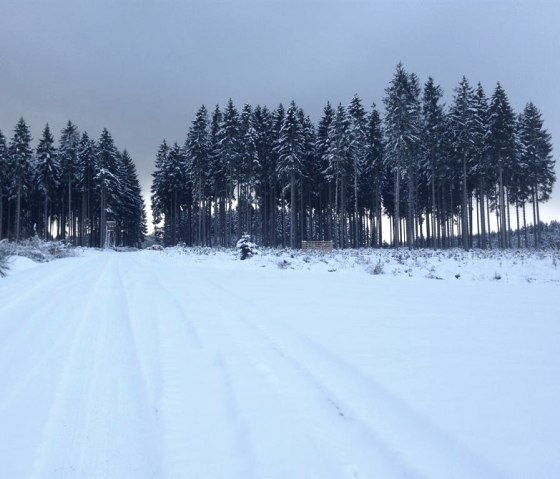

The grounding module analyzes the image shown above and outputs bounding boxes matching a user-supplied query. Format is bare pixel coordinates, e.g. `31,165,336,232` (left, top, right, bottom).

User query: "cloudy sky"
1,0,559,223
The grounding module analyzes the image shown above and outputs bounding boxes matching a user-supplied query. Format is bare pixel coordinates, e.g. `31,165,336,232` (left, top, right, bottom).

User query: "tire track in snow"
0,254,102,351
145,257,254,479
29,254,116,478
167,273,398,478
205,277,507,479
0,258,107,414
30,254,161,478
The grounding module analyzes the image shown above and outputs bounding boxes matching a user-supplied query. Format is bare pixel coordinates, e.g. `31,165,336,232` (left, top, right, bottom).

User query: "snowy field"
1,247,559,478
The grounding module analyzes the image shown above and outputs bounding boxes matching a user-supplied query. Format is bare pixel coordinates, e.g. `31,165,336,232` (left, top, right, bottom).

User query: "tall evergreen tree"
421,77,446,248
383,63,421,246
77,132,97,245
35,124,59,239
347,94,367,247
449,77,476,250
217,99,241,246
186,105,211,245
0,130,8,240
276,101,305,248
517,102,555,246
96,128,120,247
9,118,33,241
364,103,385,247
58,121,80,241
488,82,517,247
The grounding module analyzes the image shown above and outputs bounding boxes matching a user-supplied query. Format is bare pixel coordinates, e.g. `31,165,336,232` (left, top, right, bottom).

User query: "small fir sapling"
236,234,257,260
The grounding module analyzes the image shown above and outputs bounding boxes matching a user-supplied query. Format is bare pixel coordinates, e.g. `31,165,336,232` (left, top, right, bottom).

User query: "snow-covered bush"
0,237,76,263
236,234,257,260
0,249,9,277
366,259,384,275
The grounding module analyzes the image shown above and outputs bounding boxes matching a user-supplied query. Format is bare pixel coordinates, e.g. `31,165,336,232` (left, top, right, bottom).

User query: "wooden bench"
301,240,333,251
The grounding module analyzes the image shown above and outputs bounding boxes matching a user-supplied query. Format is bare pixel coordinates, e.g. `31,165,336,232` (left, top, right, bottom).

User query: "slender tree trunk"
0,187,3,240
532,190,538,248
100,186,106,248
15,179,22,242
536,193,541,247
461,155,469,250
479,181,487,249
498,166,506,248
515,202,520,249
44,194,48,240
354,162,359,248
431,173,436,249
522,202,528,248
393,164,400,248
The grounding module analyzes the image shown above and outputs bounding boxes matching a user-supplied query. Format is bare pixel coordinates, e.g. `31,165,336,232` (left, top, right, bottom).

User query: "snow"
0,247,559,478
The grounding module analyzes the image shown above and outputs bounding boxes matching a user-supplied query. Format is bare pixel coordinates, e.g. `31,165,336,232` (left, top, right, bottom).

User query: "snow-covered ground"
0,247,559,478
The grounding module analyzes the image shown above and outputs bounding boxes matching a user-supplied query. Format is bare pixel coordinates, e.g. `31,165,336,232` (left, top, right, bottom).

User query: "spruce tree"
383,63,421,247
9,118,33,241
35,124,59,239
364,103,384,247
0,130,8,240
488,83,517,248
347,94,367,247
421,78,446,248
58,121,80,241
96,128,120,247
186,105,210,245
276,101,305,248
449,77,476,250
325,103,351,247
517,102,555,246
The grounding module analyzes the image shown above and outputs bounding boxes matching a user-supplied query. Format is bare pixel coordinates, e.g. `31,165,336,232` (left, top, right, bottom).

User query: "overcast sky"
1,0,559,223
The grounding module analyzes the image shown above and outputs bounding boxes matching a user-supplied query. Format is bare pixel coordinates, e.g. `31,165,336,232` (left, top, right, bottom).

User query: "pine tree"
117,150,147,247
276,101,305,248
471,83,490,248
217,99,241,246
0,130,8,240
383,63,421,246
347,94,367,247
186,105,210,245
96,128,120,247
364,103,384,247
316,102,335,242
9,118,33,241
35,124,59,239
238,104,260,239
449,77,476,250
517,102,555,246
252,105,275,245
208,105,224,245
58,121,80,241
325,103,351,247
421,78,446,248
488,83,517,248
77,132,97,246
151,139,170,234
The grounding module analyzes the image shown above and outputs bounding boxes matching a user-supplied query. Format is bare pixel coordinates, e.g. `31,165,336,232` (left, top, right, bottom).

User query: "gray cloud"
1,0,559,222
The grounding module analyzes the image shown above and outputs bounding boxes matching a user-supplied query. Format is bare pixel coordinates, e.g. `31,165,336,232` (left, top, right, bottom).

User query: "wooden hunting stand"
301,241,333,252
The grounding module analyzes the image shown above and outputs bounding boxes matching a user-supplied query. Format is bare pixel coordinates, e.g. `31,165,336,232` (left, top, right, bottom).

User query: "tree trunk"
498,166,506,248
393,166,400,248
15,179,22,242
479,181,487,249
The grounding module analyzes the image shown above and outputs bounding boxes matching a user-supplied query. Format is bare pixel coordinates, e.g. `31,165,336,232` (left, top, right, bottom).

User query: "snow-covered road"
1,250,559,478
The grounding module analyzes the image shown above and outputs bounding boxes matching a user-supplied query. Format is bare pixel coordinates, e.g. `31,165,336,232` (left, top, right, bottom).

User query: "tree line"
151,63,555,250
0,119,147,247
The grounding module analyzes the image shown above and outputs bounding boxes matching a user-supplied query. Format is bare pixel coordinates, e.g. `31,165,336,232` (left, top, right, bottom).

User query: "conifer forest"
1,65,554,250
0,121,147,247
151,65,555,250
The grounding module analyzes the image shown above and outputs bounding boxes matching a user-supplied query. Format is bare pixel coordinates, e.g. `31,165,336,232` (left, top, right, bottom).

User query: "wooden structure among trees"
301,240,333,251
